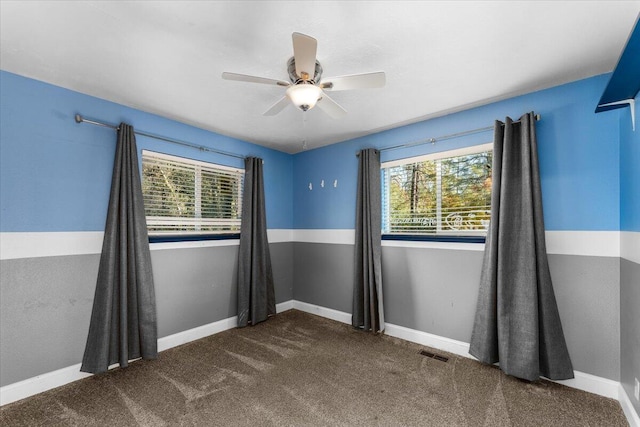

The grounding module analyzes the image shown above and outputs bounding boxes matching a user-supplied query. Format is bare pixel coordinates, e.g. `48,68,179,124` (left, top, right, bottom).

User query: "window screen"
381,144,492,236
141,150,243,236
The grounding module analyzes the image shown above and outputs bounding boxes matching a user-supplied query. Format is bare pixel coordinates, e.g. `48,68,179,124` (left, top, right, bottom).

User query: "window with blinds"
141,150,243,236
381,143,493,237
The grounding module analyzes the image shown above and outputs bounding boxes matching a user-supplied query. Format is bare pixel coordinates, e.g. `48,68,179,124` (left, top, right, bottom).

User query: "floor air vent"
419,349,449,363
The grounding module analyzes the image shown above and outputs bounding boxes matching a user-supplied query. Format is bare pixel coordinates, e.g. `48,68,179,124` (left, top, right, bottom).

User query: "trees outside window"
141,151,243,235
382,144,492,236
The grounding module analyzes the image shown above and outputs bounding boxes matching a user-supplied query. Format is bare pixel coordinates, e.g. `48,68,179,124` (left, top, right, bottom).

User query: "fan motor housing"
287,57,323,84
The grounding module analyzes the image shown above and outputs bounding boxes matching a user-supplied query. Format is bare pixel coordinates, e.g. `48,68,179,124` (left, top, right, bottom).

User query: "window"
141,150,243,237
381,143,492,238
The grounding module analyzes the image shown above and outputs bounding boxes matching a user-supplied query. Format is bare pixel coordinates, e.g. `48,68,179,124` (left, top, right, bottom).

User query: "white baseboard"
276,300,294,313
158,300,292,352
0,363,91,407
552,370,620,400
0,300,294,406
2,299,636,427
619,384,640,427
291,301,473,360
391,319,624,401
384,322,471,358
550,371,620,400
157,315,238,352
292,300,352,324
386,317,622,401
289,301,628,408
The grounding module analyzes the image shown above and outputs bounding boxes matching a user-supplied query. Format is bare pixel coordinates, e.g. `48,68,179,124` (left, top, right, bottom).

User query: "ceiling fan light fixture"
286,83,322,111
222,32,385,118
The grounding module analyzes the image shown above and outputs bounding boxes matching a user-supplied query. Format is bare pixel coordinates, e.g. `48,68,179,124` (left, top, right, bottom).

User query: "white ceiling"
1,1,639,153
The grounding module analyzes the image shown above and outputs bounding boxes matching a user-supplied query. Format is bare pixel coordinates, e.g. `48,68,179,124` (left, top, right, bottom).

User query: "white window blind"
141,150,244,235
381,144,493,236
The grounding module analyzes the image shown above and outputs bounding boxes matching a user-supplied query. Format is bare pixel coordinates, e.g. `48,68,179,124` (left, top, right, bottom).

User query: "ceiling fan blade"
321,71,386,91
222,72,290,87
292,32,317,81
316,92,347,119
263,96,290,116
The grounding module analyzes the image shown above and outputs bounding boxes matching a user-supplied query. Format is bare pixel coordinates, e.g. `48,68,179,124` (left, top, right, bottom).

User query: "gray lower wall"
292,242,621,381
550,254,620,382
153,243,293,337
293,243,354,314
0,239,627,389
621,258,640,414
381,246,484,342
0,242,293,387
0,254,99,387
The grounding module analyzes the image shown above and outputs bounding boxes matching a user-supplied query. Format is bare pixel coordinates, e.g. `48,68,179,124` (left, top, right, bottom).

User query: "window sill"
382,234,486,244
149,233,240,244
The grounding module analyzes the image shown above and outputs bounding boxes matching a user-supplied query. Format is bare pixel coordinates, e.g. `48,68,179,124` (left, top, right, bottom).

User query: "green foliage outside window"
141,152,242,234
383,149,492,235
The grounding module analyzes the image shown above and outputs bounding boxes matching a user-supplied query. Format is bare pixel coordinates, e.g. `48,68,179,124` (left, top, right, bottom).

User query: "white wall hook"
308,183,313,190
333,180,338,188
321,180,325,188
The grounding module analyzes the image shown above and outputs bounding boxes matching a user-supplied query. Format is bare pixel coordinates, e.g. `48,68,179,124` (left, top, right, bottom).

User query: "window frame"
140,150,244,243
381,143,493,243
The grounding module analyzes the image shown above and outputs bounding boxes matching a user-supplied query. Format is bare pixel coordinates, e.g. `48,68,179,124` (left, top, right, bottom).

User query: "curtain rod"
360,114,541,156
74,114,246,160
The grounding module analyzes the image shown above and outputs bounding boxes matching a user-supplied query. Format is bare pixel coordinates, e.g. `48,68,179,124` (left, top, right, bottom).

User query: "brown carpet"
0,310,628,426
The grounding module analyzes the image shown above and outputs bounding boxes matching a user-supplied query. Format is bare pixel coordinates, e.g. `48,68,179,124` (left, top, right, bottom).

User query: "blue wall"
620,92,640,231
0,71,625,233
0,71,293,232
293,74,621,231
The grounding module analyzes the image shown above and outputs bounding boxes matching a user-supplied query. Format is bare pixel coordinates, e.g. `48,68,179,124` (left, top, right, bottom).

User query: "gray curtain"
237,157,275,327
469,112,573,381
353,148,385,333
81,123,157,374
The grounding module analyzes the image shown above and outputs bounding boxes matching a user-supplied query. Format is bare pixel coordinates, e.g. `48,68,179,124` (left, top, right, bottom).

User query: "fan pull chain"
302,111,308,150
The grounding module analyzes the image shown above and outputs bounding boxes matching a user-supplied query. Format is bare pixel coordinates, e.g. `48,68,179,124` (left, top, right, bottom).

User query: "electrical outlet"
635,378,639,401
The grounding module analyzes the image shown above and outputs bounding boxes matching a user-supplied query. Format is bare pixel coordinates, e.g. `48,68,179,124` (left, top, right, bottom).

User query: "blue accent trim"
149,233,240,243
382,234,486,243
595,15,640,113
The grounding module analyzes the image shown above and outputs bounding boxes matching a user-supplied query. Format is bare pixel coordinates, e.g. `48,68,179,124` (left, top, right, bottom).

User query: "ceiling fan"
222,32,385,118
